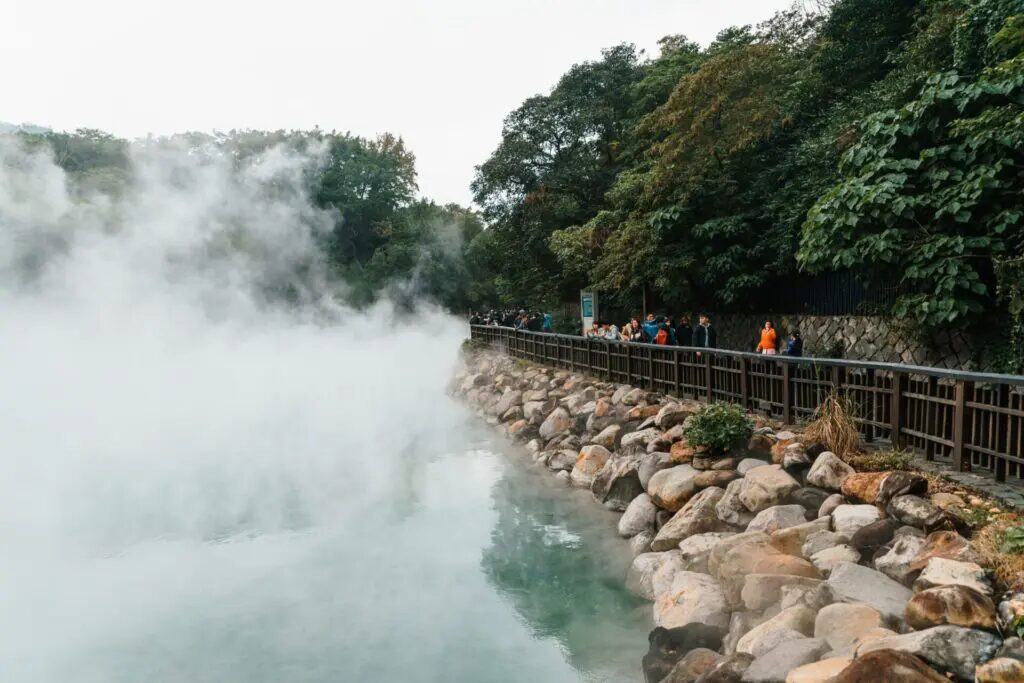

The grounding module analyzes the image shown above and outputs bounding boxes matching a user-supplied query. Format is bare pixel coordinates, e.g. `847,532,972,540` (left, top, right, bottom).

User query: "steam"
0,136,468,680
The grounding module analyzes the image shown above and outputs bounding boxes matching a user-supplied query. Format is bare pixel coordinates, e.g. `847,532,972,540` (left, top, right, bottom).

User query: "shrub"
1000,524,1024,554
803,391,862,459
684,403,754,456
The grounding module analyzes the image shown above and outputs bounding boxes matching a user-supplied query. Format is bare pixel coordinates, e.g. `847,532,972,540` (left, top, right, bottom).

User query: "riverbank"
452,347,1024,683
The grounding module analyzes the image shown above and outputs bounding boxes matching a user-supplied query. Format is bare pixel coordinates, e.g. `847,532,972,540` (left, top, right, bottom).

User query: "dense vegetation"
6,127,493,310
472,0,1024,369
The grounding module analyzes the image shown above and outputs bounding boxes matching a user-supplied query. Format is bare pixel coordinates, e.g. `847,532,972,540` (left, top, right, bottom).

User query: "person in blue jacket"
784,330,804,357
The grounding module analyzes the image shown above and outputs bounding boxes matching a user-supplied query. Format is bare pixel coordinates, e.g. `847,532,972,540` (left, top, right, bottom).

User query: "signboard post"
580,290,598,335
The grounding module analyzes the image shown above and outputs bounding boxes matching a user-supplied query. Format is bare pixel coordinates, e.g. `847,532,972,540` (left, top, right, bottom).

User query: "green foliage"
683,403,754,456
999,524,1024,554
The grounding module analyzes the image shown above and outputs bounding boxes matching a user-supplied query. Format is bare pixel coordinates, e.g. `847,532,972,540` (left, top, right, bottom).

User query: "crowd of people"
468,310,803,356
469,309,553,332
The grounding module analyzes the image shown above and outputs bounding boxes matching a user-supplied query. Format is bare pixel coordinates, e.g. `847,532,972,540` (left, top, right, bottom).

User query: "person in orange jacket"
756,320,778,355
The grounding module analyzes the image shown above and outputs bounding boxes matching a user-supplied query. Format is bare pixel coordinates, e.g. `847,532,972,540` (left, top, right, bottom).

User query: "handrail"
469,324,1024,487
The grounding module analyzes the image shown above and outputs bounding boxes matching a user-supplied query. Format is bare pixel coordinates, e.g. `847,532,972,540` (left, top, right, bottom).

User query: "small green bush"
684,403,754,456
1000,524,1024,555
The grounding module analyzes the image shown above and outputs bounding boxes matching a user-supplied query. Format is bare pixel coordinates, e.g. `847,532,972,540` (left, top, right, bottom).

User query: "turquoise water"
4,423,649,683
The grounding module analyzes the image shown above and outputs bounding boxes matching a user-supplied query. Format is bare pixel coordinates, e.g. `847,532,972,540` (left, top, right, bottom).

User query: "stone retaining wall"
453,349,1022,683
711,314,975,369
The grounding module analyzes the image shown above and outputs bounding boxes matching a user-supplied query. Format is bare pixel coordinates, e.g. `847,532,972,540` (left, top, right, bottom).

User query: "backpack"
655,328,668,345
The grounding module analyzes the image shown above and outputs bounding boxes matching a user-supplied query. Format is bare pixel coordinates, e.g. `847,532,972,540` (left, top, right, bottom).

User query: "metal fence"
470,325,1024,486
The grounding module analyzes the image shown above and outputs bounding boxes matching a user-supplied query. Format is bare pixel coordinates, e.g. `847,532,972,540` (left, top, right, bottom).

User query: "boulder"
747,505,808,534
570,445,612,487
545,449,578,472
930,492,965,510
746,433,774,458
785,657,852,683
623,427,661,451
651,552,690,599
840,472,888,503
716,478,756,527
750,553,821,580
888,495,939,529
832,649,947,682
662,647,724,683
648,465,699,512
639,452,675,489
738,458,770,475
771,438,799,464
736,605,817,657
492,389,522,416
670,440,696,464
742,638,829,683
618,389,643,405
801,530,848,559
654,571,731,631
739,465,801,513
876,471,929,507
619,493,660,538
907,531,977,573
679,532,735,573
848,518,901,555
913,557,993,596
782,443,812,470
591,455,643,511
627,551,683,600
708,531,772,579
976,658,1024,683
694,469,740,489
626,404,661,421
501,405,524,423
523,399,554,422
652,487,729,551
657,403,695,430
642,624,727,683
905,585,997,631
591,423,622,449
810,545,860,576
874,534,927,584
831,505,882,537
741,574,824,612
770,518,831,557
826,562,913,622
818,493,844,519
786,487,833,517
805,451,855,491
813,603,884,652
699,653,754,683
630,530,655,556
855,625,1003,681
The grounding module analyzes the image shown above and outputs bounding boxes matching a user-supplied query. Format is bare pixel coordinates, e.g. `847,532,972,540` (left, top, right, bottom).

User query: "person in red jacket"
756,320,778,355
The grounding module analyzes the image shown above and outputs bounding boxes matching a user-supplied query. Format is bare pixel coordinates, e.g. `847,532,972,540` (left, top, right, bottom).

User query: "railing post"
606,342,613,381
890,371,905,450
739,356,749,411
569,338,575,372
625,343,632,386
782,360,793,424
673,348,681,398
952,379,972,472
705,352,713,403
649,348,656,391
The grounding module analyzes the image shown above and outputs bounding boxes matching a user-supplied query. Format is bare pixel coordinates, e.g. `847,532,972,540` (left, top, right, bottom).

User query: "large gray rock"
619,493,659,537
622,427,660,450
492,389,523,416
627,551,682,600
738,465,800,513
716,478,755,527
569,445,611,488
654,571,731,631
831,504,882,537
809,545,860,576
591,423,622,449
888,494,939,528
741,637,829,683
805,451,855,491
874,534,927,584
813,602,884,651
544,449,577,472
740,574,824,611
647,465,699,512
856,625,1003,680
652,487,729,551
679,532,735,573
802,530,848,559
913,557,993,596
591,454,642,511
826,562,913,622
737,458,770,475
746,505,808,534
638,451,674,489
539,406,573,439
736,605,817,657
656,403,694,430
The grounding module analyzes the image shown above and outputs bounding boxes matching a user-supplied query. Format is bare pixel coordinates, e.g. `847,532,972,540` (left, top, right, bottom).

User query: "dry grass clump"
973,518,1024,592
803,391,863,459
846,449,916,472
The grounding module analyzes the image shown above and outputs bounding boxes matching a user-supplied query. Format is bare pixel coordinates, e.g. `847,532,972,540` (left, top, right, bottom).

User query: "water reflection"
481,447,650,683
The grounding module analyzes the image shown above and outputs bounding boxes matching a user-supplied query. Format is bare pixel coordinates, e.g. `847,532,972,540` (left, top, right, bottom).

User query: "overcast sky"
2,0,794,206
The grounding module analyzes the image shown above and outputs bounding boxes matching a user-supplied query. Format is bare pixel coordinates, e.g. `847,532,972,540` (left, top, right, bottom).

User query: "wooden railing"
470,325,1024,486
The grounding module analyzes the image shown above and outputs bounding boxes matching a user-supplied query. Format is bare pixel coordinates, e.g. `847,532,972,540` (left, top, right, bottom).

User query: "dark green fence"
470,325,1024,486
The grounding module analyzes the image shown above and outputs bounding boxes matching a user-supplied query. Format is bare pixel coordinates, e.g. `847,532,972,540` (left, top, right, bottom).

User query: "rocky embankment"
452,350,1024,683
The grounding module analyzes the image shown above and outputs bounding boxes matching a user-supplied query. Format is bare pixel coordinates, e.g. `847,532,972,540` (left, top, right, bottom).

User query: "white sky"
2,0,793,206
